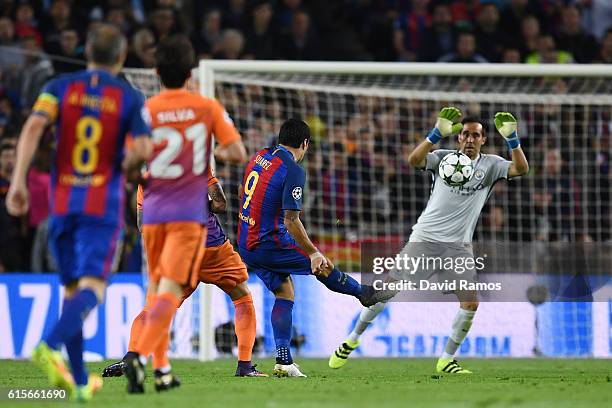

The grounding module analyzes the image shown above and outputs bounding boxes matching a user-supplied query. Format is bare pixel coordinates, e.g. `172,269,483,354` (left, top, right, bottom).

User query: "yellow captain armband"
32,92,58,122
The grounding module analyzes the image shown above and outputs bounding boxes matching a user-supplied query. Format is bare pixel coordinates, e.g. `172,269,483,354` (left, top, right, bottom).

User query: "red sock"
134,293,180,359
233,294,256,362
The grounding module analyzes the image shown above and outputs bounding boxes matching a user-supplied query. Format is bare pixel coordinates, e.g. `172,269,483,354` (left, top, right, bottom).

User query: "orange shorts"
142,222,207,289
182,239,248,299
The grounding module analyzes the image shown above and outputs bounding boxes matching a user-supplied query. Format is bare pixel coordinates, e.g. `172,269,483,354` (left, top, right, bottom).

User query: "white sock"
348,302,386,343
441,308,476,359
157,364,172,374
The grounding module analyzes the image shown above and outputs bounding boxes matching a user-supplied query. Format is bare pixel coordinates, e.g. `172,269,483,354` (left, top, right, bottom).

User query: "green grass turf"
0,358,610,408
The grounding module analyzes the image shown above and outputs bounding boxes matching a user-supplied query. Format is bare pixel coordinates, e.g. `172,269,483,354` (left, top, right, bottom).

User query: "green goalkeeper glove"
495,112,520,150
426,107,463,144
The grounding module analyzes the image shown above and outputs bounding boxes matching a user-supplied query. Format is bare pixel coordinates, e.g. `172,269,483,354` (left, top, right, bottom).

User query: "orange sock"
233,294,256,362
152,328,170,370
128,294,154,352
135,292,180,358
128,309,147,352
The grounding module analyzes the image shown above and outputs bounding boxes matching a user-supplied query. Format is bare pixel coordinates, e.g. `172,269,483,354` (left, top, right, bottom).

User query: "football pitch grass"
1,358,610,408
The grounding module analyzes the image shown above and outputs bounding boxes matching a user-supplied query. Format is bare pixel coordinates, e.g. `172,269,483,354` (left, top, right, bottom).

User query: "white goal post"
123,61,612,361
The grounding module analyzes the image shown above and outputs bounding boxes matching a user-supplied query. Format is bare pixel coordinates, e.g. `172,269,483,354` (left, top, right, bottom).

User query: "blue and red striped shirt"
237,145,305,250
32,69,150,222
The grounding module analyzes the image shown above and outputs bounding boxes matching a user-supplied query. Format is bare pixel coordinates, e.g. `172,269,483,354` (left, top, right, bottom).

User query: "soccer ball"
438,152,473,187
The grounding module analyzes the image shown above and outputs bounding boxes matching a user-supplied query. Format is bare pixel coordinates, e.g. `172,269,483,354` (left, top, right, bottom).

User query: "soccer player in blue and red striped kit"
238,119,380,377
6,24,152,401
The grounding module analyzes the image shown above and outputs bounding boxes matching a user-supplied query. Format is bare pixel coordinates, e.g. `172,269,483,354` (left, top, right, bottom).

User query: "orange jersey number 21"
150,123,206,178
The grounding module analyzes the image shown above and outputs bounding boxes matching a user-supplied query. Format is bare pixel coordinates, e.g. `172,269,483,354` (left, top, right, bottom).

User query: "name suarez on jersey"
255,154,272,170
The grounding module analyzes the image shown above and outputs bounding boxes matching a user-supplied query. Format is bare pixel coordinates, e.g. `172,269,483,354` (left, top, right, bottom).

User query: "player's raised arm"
494,112,529,178
408,106,463,169
211,100,248,164
6,80,60,215
6,113,48,215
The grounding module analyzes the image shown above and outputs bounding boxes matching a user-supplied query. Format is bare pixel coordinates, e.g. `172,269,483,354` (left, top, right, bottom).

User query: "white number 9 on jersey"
150,123,206,178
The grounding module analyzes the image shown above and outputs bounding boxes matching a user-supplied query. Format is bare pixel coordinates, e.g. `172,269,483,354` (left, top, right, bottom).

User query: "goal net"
123,62,612,360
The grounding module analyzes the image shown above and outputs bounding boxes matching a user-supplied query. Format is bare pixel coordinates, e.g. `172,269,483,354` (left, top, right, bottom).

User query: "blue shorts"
239,246,310,292
48,214,123,286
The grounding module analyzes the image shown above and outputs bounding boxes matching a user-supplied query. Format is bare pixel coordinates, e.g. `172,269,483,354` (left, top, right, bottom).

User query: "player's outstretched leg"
151,326,182,391
127,290,181,393
103,296,151,378
329,302,386,369
34,283,102,398
232,292,268,377
316,267,396,307
436,303,477,374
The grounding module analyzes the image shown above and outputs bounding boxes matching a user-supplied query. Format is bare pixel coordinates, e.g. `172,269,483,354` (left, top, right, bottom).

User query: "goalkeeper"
329,107,529,374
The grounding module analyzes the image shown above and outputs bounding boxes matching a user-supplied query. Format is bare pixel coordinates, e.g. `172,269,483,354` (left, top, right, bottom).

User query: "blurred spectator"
244,1,276,60
556,5,599,63
192,8,223,58
18,34,54,109
275,0,304,34
49,28,84,74
417,2,455,62
502,47,522,63
526,34,574,64
533,147,583,241
277,10,320,60
0,17,24,75
577,0,612,40
474,3,508,62
393,0,431,62
214,29,245,60
595,28,612,64
517,14,540,59
125,27,156,68
13,1,41,44
0,143,13,191
40,0,75,54
500,0,543,35
439,30,488,63
222,0,248,31
106,6,134,36
149,7,180,40
27,147,51,271
450,0,481,25
0,142,27,271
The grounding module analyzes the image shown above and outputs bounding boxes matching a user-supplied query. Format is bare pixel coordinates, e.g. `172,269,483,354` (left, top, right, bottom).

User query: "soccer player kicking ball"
123,35,248,394
6,24,153,401
102,171,267,385
238,119,382,378
329,107,529,374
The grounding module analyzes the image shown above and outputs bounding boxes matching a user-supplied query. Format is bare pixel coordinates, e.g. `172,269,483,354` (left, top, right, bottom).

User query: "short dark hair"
461,116,486,134
155,34,195,88
278,119,310,148
86,23,127,65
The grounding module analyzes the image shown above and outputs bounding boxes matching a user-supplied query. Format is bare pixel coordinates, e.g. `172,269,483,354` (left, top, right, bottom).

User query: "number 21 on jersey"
150,123,207,178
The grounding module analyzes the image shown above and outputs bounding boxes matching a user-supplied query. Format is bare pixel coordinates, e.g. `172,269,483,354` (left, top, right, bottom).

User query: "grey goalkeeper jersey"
411,149,512,243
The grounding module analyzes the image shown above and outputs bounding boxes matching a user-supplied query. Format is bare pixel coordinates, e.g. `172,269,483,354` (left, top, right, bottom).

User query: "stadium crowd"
0,0,611,272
